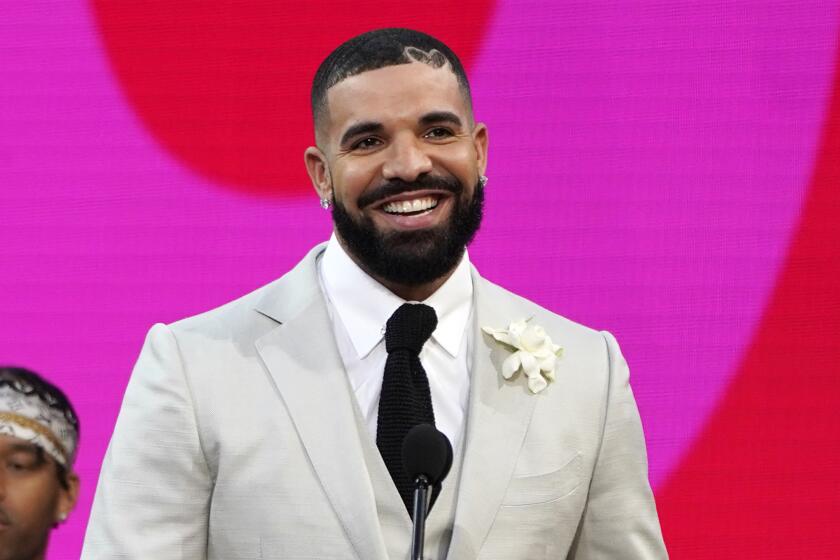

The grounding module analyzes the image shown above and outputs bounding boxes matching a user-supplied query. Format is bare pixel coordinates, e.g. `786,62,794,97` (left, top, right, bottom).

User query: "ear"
304,146,332,200
472,122,489,176
55,471,80,523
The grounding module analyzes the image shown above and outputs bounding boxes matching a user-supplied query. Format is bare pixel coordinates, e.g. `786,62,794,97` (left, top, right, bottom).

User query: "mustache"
0,506,11,526
356,175,463,209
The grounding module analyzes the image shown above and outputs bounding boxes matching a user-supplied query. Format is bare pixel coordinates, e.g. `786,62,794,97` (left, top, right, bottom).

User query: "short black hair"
0,366,80,487
311,28,473,138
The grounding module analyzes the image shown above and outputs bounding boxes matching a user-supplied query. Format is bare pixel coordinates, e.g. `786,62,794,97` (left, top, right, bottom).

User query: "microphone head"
402,423,453,486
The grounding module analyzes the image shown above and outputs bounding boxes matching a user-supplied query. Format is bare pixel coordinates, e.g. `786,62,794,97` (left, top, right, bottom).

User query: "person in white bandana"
0,366,80,560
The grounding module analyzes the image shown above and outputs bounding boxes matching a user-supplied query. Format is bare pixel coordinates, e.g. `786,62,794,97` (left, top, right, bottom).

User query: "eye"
6,452,41,472
424,127,454,140
351,137,383,151
7,458,34,472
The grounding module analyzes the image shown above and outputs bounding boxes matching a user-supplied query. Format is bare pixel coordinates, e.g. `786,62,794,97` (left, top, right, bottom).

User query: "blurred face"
306,62,488,287
0,435,78,560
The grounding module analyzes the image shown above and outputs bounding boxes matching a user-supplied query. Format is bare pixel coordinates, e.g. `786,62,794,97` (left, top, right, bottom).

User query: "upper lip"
371,189,451,210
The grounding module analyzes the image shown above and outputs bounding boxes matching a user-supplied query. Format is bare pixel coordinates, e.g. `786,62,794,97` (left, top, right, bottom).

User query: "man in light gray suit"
82,28,668,559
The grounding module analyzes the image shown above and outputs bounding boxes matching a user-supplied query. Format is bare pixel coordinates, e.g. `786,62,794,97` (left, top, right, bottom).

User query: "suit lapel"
448,272,538,559
254,248,389,560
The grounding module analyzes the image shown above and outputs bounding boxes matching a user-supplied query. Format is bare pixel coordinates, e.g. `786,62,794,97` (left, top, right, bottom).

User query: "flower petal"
481,325,503,339
519,350,538,378
543,365,556,381
502,352,522,379
493,332,516,346
532,343,554,359
538,354,556,374
520,325,547,352
482,326,517,348
527,372,548,394
507,320,527,346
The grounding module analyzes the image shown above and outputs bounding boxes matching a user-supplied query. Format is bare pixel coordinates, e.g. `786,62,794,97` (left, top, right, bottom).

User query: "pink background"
2,2,839,557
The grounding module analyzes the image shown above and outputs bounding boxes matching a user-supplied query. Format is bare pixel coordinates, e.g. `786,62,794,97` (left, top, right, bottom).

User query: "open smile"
370,189,453,229
382,195,439,215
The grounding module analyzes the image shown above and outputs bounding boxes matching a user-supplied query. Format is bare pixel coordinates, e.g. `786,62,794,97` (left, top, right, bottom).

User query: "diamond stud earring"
320,197,332,210
479,175,488,187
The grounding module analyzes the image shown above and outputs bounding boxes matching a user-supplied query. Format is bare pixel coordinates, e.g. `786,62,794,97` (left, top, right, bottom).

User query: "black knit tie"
377,303,438,514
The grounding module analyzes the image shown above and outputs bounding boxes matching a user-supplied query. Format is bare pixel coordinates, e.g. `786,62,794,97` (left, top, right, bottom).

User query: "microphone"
402,424,453,560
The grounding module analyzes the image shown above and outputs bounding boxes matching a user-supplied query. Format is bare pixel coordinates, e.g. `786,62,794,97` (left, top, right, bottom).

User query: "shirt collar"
320,233,473,359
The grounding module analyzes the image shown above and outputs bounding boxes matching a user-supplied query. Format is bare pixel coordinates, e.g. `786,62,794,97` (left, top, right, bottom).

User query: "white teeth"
383,197,438,214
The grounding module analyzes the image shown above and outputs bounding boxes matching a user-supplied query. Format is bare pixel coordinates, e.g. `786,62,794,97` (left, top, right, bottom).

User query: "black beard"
331,176,484,287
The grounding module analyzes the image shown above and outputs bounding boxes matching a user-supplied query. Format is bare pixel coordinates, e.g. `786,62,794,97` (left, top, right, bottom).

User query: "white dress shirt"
318,234,473,454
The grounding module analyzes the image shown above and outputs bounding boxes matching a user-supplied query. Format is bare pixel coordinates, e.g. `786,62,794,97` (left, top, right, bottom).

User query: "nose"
381,133,433,183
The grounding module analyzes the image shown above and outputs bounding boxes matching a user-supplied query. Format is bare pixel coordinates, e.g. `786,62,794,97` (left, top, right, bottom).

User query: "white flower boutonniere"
482,318,563,394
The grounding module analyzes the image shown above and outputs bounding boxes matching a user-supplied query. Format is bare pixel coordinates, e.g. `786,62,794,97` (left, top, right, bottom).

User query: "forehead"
324,62,468,136
0,433,42,454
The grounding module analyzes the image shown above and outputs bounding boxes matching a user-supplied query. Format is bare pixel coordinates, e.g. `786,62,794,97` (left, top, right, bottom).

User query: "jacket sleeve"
81,323,212,559
567,331,669,559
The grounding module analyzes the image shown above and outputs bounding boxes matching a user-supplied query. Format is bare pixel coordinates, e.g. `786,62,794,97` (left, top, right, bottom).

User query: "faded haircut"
311,28,473,140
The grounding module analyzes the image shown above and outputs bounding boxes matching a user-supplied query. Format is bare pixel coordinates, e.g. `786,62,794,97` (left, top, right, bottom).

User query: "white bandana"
0,377,78,468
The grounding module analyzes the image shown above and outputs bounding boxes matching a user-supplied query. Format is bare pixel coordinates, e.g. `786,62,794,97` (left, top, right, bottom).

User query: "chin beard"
331,178,484,288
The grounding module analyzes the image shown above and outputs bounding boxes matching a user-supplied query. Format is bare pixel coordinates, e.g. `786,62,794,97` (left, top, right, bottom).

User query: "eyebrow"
4,441,46,461
419,111,463,128
339,121,384,148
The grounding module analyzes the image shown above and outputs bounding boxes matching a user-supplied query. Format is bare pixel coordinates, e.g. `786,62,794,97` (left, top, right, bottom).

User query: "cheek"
7,476,62,526
437,144,477,180
333,163,379,209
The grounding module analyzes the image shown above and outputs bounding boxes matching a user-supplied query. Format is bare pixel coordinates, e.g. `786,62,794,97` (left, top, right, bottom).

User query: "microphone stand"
409,474,431,560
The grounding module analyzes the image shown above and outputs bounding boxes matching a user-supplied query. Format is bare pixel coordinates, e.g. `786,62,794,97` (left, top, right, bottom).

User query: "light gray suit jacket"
82,244,667,559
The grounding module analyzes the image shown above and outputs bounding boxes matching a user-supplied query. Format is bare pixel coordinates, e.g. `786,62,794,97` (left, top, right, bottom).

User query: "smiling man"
83,29,667,559
0,367,80,560
305,49,486,302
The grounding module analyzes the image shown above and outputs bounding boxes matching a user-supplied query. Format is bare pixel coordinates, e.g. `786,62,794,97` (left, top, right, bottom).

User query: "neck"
376,271,453,302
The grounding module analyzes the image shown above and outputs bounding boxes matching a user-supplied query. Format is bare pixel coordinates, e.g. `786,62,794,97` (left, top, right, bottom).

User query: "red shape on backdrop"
657,43,840,557
91,2,494,196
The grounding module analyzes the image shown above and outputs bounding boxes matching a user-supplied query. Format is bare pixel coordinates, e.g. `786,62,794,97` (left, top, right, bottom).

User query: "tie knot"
385,303,437,355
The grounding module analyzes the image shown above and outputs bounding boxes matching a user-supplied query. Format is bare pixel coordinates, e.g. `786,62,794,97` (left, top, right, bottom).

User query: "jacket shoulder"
165,244,325,341
476,275,604,344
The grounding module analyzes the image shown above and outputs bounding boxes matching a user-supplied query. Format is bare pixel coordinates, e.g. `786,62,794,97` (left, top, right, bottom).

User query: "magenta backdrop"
1,2,838,558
